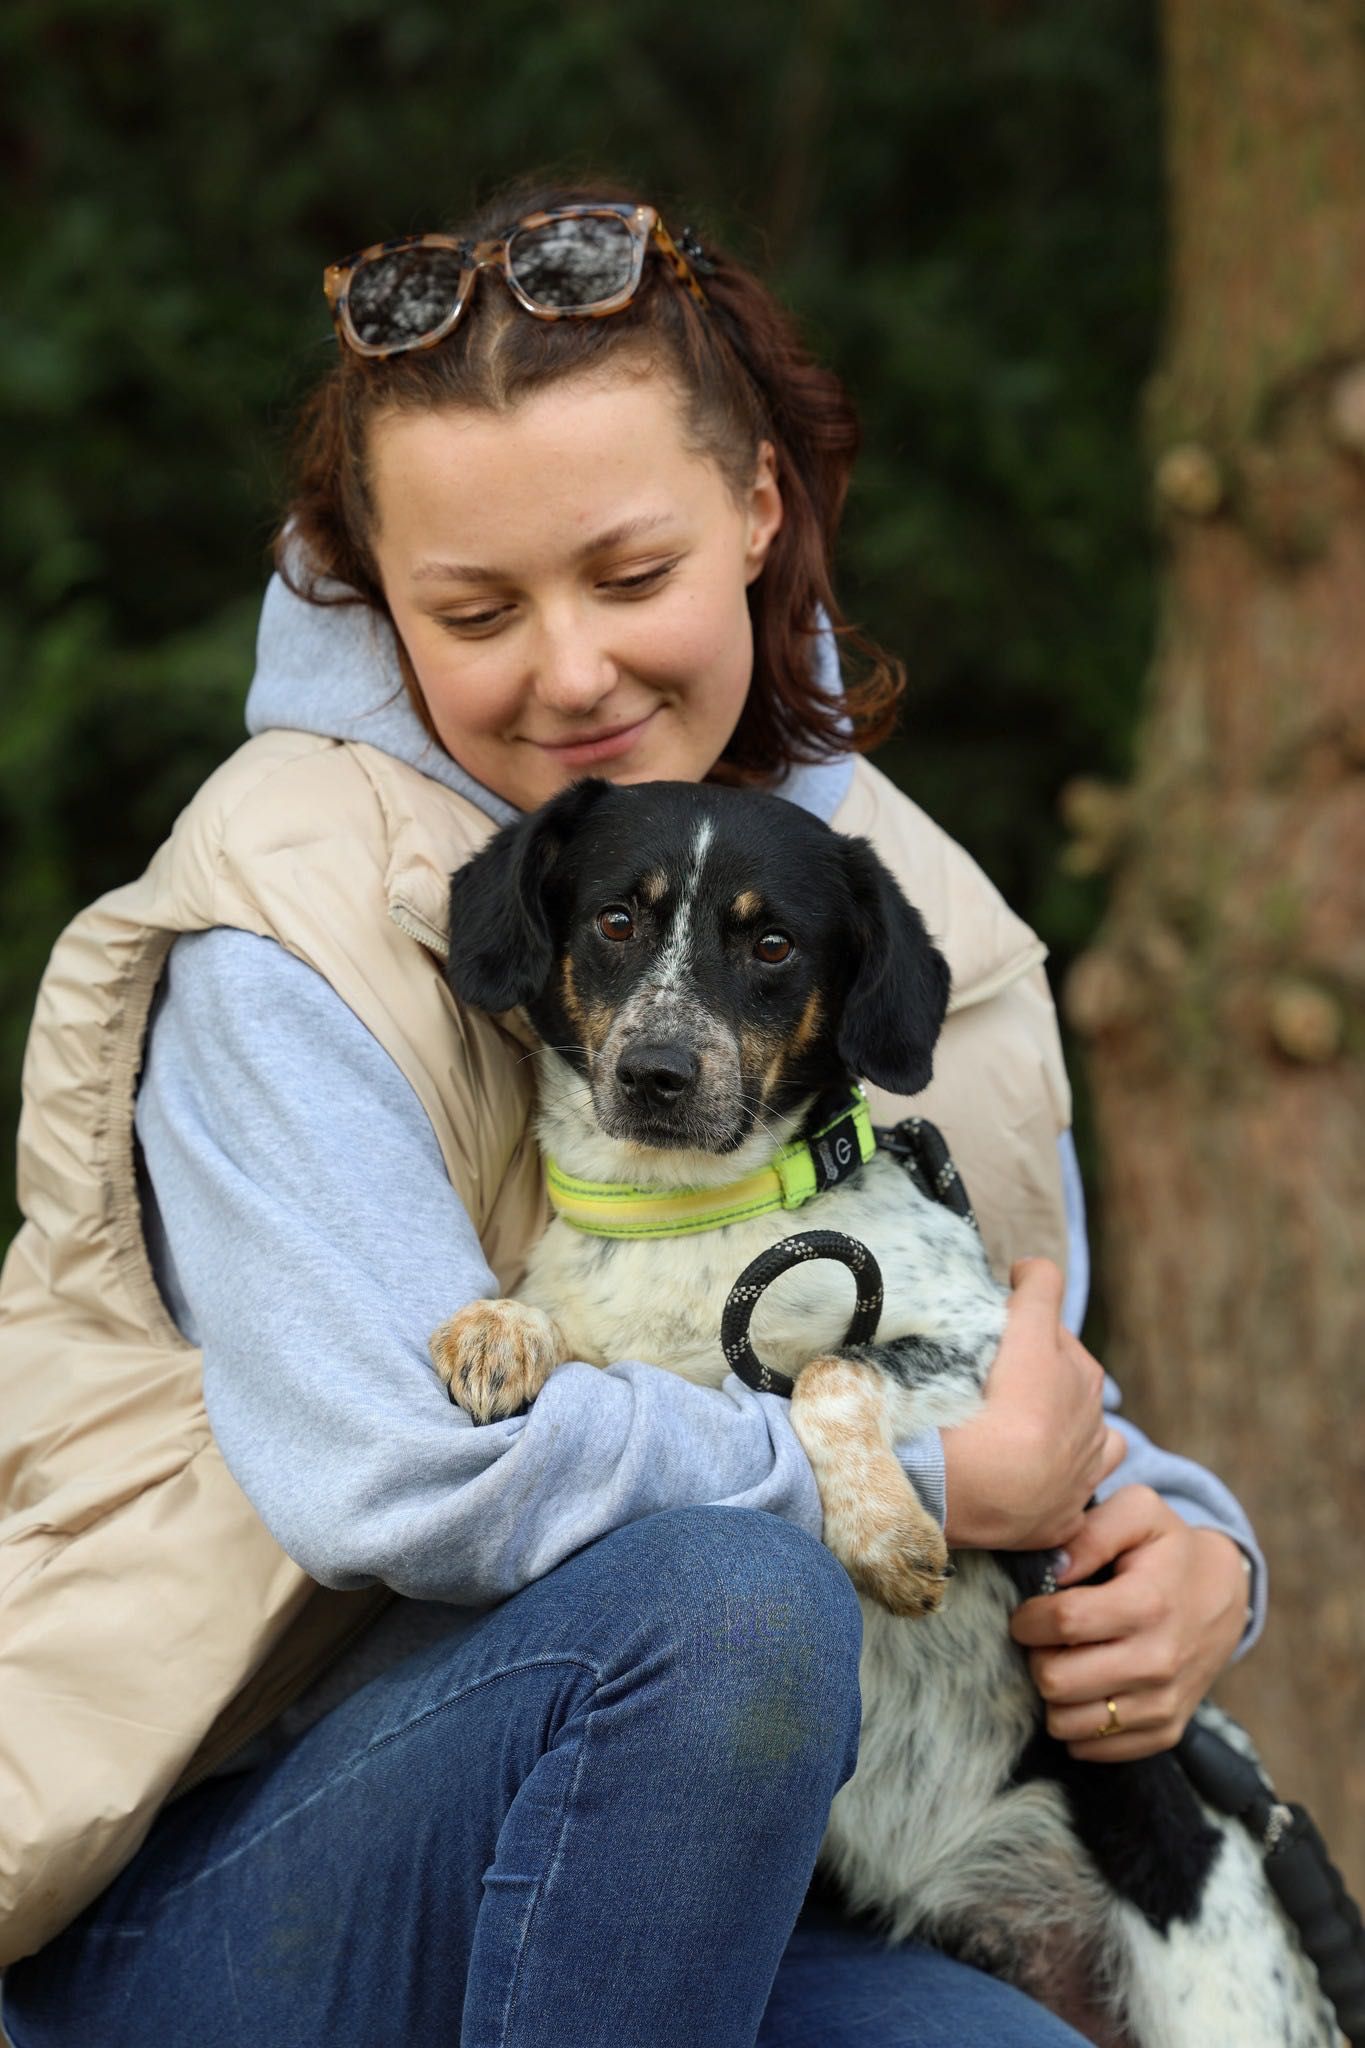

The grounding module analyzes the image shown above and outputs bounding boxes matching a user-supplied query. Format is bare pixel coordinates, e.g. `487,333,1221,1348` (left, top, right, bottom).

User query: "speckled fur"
470,1056,1337,2047
437,783,1337,2048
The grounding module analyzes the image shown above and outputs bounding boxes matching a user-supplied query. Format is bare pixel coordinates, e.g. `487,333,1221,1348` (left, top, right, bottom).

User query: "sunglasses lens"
506,214,638,310
346,244,466,350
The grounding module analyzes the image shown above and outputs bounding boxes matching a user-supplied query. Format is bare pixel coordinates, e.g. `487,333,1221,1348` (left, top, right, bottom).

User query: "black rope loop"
720,1230,885,1398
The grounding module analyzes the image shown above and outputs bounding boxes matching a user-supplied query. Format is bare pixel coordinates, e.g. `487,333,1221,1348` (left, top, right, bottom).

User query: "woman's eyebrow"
410,512,677,584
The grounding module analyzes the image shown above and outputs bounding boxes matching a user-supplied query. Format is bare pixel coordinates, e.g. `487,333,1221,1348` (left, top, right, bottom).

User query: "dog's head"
445,779,950,1155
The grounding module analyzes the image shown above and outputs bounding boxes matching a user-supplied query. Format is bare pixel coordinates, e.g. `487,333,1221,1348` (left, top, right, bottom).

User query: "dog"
430,775,1337,2048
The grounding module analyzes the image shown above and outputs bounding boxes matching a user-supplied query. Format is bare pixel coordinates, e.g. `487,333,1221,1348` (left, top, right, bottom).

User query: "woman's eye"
755,931,793,964
439,608,508,634
602,558,679,596
596,905,636,942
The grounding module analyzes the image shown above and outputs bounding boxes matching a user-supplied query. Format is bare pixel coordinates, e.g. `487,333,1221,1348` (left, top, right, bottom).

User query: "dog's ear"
835,837,952,1097
445,779,614,1014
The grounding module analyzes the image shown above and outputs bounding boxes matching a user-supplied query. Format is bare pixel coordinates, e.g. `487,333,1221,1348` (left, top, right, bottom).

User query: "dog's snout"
616,1040,699,1107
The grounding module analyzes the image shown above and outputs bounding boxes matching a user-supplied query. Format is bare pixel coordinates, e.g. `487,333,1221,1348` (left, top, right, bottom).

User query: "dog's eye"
755,931,793,964
596,905,636,942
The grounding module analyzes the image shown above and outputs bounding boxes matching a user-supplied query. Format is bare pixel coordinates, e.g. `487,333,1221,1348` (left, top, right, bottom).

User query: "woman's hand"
941,1258,1125,1551
1009,1486,1252,1762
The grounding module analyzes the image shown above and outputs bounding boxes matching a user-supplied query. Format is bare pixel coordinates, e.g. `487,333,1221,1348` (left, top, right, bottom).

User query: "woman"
0,178,1260,2047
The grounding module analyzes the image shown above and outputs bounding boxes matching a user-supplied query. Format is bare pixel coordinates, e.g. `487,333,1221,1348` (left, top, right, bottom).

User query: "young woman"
0,178,1261,2047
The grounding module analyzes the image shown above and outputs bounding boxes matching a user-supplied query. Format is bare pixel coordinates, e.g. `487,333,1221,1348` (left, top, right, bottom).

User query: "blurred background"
3,0,1361,1883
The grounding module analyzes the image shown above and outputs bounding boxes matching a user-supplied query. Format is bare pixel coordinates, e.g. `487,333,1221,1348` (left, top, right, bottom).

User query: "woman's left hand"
1008,1484,1252,1762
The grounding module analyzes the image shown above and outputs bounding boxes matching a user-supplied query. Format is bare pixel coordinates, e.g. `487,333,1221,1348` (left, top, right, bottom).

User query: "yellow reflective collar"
545,1088,876,1240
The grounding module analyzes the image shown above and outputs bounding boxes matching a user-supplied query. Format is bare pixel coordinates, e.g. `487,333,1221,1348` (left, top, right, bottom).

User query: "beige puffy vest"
0,732,1070,1965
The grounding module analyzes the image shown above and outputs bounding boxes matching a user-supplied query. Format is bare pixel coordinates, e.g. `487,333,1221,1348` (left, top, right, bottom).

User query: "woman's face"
367,365,783,813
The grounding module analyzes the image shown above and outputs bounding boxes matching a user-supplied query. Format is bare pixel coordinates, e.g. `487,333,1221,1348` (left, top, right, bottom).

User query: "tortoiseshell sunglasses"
324,202,711,360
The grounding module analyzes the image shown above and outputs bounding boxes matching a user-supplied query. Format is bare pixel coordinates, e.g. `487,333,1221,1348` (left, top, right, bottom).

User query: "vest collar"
545,1085,875,1239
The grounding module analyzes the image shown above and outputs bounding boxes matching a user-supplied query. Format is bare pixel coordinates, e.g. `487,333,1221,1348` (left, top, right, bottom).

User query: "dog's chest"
519,1156,1006,1409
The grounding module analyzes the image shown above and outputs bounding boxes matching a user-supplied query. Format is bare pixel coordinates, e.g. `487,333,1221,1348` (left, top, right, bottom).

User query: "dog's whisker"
734,1091,793,1149
516,1043,588,1067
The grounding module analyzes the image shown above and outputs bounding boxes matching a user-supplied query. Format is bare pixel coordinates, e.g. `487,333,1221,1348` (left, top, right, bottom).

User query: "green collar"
545,1086,876,1240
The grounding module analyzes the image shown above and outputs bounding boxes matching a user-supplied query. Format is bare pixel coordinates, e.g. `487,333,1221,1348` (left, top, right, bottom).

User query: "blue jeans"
3,1508,1089,2047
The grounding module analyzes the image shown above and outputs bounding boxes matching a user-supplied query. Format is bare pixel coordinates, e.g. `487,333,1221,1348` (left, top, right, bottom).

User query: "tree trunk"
1068,0,1365,1890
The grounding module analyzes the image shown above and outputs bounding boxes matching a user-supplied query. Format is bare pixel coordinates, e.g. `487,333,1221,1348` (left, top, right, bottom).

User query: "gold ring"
1095,1698,1123,1739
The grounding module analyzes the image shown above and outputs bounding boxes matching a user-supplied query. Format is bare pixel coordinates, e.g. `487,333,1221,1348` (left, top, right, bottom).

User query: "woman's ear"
743,440,784,584
835,837,952,1097
445,779,613,1014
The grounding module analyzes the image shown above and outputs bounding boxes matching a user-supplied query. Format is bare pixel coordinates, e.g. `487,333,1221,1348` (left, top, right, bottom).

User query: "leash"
1176,1717,1365,2045
719,1229,884,1399
718,1115,1365,2043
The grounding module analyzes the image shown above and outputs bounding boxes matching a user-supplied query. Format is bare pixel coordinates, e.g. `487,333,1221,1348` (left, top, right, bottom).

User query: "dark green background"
2,0,1163,1259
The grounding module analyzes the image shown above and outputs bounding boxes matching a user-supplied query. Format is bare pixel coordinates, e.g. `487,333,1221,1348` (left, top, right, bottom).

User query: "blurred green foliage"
1,0,1162,1253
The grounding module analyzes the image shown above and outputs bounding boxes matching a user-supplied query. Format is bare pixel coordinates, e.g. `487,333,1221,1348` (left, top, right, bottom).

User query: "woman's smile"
525,705,663,766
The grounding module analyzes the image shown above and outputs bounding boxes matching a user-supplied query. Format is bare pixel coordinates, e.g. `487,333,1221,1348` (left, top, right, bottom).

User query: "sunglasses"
324,202,711,360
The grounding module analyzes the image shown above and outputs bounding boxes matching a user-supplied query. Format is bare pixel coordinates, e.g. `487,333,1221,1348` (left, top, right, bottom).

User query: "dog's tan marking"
793,988,823,1053
429,1299,566,1423
560,954,585,1031
747,994,823,1104
730,888,762,922
640,870,668,905
789,1356,951,1618
737,1022,788,1104
560,954,612,1056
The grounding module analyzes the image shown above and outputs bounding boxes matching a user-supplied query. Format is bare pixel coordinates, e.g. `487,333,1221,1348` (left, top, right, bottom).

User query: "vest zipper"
388,901,450,959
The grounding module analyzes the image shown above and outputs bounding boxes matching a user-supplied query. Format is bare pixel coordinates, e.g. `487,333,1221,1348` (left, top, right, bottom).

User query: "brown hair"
276,173,904,784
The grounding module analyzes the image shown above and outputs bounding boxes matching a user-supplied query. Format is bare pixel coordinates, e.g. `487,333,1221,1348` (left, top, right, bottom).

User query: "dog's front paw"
790,1353,954,1620
429,1300,565,1422
823,1499,953,1620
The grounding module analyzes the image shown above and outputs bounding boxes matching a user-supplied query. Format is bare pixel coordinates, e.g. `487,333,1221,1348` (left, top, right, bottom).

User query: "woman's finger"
1026,1634,1169,1710
1097,1426,1127,1484
1065,1722,1184,1764
1010,1564,1165,1657
1042,1682,1181,1747
1053,1484,1171,1585
1060,1679,1191,1760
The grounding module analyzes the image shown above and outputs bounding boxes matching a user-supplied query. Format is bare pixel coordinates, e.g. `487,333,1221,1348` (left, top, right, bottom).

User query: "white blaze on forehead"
654,818,715,990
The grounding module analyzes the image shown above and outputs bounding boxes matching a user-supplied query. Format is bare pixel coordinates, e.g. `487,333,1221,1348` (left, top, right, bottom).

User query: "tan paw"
429,1300,565,1422
789,1353,954,1620
824,1504,953,1620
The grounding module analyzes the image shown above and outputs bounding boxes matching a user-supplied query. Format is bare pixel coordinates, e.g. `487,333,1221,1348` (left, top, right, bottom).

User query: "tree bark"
1069,0,1365,1889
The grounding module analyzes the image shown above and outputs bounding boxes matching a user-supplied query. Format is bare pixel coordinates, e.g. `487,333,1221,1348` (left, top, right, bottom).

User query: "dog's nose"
616,1041,699,1106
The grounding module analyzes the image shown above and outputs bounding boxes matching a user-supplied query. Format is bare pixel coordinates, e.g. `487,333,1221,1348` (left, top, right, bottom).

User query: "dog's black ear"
835,837,952,1097
445,779,614,1014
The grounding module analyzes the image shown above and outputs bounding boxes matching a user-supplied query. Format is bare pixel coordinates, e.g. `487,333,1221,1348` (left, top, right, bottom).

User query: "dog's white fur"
440,1049,1337,2048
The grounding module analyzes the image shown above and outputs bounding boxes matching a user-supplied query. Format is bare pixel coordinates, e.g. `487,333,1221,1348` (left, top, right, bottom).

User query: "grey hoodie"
133,577,1263,1765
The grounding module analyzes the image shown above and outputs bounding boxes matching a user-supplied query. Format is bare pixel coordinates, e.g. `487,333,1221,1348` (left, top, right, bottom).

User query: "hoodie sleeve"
136,927,837,1606
1055,1127,1265,1655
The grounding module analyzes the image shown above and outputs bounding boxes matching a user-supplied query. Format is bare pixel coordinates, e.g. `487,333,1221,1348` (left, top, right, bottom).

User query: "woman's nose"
530,614,618,716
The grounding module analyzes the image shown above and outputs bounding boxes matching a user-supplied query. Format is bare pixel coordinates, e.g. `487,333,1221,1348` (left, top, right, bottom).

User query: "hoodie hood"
244,569,855,829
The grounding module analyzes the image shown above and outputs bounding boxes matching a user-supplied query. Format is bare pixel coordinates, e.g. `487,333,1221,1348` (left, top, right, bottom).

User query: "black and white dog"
432,776,1335,2048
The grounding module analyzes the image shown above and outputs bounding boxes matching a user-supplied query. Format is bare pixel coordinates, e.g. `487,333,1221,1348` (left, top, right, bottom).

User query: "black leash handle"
720,1230,884,1397
1178,1719,1365,2045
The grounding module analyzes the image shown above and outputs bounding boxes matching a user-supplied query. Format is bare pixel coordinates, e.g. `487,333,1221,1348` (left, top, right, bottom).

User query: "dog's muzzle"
594,990,745,1150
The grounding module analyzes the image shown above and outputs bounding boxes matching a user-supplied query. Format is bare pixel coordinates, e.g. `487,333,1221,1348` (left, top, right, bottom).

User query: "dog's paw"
828,1509,953,1620
790,1352,954,1620
429,1299,565,1422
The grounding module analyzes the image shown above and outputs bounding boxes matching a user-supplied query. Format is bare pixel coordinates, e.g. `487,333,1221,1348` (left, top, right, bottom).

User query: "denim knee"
614,1507,863,1774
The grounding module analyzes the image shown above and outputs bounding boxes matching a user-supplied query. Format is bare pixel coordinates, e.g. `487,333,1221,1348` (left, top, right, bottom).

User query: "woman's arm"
136,928,980,1612
942,1134,1265,1656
